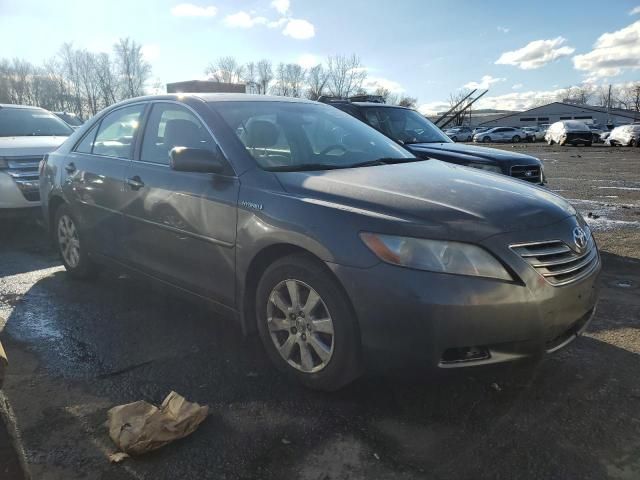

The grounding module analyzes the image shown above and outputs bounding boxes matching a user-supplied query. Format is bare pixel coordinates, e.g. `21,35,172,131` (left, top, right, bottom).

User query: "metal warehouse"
479,102,640,128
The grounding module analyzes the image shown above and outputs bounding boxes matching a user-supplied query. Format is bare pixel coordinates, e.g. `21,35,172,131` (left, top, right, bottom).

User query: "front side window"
0,108,73,137
93,104,145,159
141,103,215,165
212,101,413,171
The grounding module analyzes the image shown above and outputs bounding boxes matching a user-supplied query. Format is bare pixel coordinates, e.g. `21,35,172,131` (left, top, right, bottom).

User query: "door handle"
65,162,76,173
126,176,145,190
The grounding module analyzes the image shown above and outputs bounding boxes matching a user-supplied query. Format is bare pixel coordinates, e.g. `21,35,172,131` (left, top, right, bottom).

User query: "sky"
1,0,640,114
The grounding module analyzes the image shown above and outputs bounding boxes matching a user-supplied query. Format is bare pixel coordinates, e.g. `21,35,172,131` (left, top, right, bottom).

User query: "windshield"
561,120,589,131
212,101,415,171
361,106,451,144
55,112,84,127
0,108,74,137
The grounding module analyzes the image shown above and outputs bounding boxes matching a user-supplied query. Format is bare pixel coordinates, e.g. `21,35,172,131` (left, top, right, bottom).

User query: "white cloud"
464,75,505,89
630,6,640,15
497,26,510,33
364,76,405,94
496,37,575,69
282,18,315,39
171,3,217,17
297,54,321,69
141,44,160,61
573,21,640,79
418,101,450,116
268,17,287,28
224,11,268,28
271,0,290,15
512,83,523,90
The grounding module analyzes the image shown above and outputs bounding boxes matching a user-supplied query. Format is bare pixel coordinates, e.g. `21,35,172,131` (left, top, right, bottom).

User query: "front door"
62,103,146,260
121,102,239,307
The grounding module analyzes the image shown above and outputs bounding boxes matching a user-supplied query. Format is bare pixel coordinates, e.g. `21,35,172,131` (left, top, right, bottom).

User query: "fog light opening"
441,346,490,364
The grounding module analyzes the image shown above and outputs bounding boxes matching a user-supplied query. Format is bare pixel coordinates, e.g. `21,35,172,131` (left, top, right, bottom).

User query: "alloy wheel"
57,214,81,268
266,279,335,373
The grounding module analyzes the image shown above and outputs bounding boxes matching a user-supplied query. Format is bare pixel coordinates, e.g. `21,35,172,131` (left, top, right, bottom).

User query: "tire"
256,253,362,391
451,136,457,142
547,138,554,145
512,135,521,143
483,136,491,143
634,138,640,148
584,142,592,147
54,203,99,279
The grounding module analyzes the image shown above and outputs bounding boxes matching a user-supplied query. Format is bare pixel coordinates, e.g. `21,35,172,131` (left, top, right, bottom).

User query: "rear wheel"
256,254,362,391
512,135,521,143
54,203,99,279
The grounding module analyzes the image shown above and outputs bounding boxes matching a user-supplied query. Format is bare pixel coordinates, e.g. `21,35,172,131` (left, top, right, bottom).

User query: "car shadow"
0,217,59,277
1,250,639,479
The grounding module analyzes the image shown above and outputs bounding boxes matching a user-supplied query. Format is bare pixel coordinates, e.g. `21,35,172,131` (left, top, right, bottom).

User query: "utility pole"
606,84,612,129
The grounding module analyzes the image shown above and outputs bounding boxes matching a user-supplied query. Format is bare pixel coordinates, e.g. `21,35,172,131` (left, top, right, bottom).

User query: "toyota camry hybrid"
40,94,601,390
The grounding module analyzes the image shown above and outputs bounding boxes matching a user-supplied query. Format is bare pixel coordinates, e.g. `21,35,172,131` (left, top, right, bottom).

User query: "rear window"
0,107,73,137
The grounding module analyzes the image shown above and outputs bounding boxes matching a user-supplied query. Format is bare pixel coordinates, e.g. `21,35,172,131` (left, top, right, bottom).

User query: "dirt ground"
0,143,639,480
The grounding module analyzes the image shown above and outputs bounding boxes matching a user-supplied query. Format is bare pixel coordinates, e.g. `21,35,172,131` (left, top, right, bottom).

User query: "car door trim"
125,212,234,248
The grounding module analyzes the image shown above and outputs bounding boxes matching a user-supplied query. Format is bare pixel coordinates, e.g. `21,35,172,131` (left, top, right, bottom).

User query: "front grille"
5,156,42,201
510,165,541,183
510,237,599,286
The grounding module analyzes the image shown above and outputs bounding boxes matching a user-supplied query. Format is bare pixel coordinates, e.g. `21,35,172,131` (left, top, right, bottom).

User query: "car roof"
0,103,46,110
350,102,412,110
117,93,318,105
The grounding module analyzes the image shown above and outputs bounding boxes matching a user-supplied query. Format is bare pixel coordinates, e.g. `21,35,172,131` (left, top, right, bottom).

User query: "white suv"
0,104,73,216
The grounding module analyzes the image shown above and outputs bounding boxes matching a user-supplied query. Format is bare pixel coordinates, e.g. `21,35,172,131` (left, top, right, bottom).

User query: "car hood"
0,136,68,157
276,160,575,242
406,142,541,166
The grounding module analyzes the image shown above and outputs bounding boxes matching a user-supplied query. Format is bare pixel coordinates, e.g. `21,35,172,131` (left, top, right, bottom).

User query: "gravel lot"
0,143,639,480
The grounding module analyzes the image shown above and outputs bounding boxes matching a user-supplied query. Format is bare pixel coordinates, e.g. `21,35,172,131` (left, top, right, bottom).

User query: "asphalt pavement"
1,144,639,480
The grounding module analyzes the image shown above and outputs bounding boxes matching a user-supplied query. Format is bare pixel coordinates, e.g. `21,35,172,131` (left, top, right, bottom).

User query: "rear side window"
140,103,214,165
75,124,99,154
92,105,145,159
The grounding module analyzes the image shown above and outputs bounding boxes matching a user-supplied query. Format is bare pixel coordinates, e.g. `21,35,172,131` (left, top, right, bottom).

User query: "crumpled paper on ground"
107,391,209,456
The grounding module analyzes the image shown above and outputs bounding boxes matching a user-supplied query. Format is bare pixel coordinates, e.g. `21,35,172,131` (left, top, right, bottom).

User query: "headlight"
468,163,502,173
360,233,512,280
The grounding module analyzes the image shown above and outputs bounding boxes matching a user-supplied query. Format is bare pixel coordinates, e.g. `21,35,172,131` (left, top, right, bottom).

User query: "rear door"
62,103,146,259
121,101,239,306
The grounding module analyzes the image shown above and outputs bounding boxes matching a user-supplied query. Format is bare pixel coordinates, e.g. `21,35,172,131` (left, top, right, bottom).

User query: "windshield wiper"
348,157,424,168
266,163,347,172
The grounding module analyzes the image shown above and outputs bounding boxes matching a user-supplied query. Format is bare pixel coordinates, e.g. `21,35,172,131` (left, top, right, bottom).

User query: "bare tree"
272,63,305,97
114,37,151,99
398,96,418,108
373,86,391,102
326,54,367,98
257,59,273,94
94,53,119,108
306,64,329,100
243,61,260,93
617,83,640,111
205,56,244,84
446,89,472,126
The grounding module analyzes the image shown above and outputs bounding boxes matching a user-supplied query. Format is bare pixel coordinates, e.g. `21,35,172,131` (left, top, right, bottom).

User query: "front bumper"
562,132,592,144
0,171,40,209
329,217,601,371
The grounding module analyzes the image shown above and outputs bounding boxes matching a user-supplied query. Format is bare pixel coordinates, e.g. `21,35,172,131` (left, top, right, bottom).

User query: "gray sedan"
474,126,527,143
40,94,600,390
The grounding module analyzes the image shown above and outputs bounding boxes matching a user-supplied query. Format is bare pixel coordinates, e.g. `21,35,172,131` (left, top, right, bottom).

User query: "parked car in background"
545,120,592,146
53,111,84,129
472,126,491,136
588,125,605,143
0,104,73,216
40,94,598,390
608,124,640,147
522,126,545,142
473,127,527,143
322,100,545,184
600,131,611,143
443,126,473,142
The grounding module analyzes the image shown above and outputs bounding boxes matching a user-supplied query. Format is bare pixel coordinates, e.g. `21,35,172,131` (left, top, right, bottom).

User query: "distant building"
427,109,517,128
479,102,640,128
166,80,246,94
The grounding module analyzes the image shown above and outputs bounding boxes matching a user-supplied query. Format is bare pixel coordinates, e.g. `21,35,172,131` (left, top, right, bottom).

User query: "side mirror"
169,147,225,174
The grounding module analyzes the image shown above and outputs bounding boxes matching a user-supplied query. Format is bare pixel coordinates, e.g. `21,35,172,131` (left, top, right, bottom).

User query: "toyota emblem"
573,226,588,251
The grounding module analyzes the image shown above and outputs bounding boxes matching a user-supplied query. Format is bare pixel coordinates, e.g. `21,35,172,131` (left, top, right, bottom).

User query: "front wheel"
512,135,521,143
256,254,362,391
54,203,99,279
483,136,491,143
